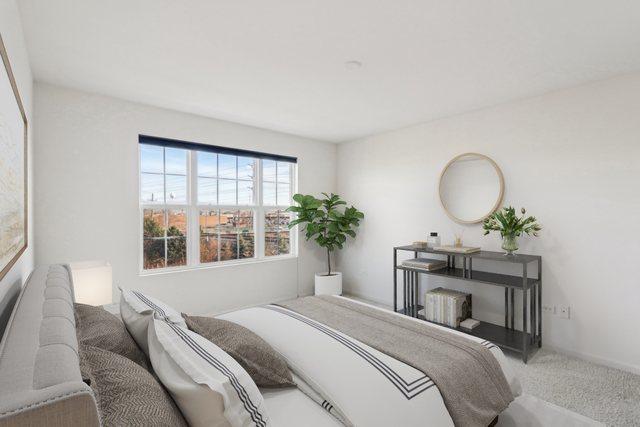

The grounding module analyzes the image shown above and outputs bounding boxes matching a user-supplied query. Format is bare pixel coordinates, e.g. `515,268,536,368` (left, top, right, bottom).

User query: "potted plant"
483,206,541,255
287,193,364,295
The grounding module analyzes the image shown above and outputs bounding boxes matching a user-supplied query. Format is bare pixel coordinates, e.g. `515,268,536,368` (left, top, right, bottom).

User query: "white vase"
314,272,342,296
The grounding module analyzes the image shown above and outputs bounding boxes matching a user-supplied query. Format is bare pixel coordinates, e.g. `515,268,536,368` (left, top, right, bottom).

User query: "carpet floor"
505,349,640,426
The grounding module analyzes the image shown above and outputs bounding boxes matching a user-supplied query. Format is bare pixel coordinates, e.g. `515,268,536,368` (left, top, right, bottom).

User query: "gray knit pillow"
75,303,148,370
182,314,295,388
80,344,187,427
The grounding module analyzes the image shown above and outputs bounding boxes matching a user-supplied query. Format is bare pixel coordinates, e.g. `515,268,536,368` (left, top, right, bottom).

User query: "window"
199,209,254,262
265,210,292,256
141,144,189,269
139,136,297,272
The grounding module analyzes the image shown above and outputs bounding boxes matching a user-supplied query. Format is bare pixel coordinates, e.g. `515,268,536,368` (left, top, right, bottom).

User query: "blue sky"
140,144,290,205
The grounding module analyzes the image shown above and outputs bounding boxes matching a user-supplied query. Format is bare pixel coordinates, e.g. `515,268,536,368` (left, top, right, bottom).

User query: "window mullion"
163,209,168,267
276,210,281,256
217,208,221,262
162,147,166,205
275,160,279,206
292,163,297,257
235,156,239,206
257,159,263,259
189,150,198,267
257,206,263,260
162,149,168,267
236,209,240,260
216,154,219,206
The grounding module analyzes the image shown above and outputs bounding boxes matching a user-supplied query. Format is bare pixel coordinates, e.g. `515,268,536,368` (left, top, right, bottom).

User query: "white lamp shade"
69,260,113,306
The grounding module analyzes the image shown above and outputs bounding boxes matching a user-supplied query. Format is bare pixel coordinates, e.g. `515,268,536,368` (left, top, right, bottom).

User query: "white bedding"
261,387,343,427
219,297,521,427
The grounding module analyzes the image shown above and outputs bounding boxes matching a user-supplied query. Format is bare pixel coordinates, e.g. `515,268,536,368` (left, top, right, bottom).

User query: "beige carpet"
506,349,640,426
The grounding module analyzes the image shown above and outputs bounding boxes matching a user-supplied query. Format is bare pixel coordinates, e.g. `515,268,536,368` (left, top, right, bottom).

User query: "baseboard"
341,291,392,309
542,341,640,376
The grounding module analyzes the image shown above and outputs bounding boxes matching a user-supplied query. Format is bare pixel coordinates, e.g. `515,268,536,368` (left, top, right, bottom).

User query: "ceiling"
17,0,640,142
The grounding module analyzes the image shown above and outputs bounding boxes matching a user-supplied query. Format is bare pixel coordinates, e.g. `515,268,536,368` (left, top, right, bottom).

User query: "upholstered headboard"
0,265,100,426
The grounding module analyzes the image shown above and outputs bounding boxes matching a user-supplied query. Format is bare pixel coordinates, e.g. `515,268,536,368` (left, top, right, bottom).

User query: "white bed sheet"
261,387,343,427
219,297,521,427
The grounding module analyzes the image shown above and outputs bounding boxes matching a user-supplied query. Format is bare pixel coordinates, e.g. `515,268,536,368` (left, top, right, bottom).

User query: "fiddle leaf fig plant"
286,193,364,276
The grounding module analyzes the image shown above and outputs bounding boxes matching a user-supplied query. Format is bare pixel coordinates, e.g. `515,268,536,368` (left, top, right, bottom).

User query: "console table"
393,244,541,363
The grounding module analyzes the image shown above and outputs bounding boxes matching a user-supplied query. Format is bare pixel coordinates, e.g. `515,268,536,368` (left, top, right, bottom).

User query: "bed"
0,265,520,426
219,299,520,427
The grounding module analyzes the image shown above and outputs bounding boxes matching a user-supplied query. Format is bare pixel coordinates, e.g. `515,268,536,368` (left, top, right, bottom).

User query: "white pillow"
119,288,187,354
148,317,271,427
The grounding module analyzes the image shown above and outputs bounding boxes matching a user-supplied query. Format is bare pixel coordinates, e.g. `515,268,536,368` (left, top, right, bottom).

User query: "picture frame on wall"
0,34,28,281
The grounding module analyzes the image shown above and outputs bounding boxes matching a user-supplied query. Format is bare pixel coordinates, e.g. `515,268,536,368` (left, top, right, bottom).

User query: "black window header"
139,134,297,164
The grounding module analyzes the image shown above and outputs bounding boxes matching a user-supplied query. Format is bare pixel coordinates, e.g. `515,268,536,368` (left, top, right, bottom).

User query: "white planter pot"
314,272,343,296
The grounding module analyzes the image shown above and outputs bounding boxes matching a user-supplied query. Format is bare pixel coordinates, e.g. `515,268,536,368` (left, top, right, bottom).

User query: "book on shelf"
401,258,447,271
423,287,472,328
459,318,480,330
433,245,481,254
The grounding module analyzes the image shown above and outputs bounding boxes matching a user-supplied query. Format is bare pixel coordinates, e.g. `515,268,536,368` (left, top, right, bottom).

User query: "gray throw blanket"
278,296,514,427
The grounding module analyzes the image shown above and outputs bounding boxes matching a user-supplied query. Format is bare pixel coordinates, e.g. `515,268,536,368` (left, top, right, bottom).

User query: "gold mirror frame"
438,153,504,224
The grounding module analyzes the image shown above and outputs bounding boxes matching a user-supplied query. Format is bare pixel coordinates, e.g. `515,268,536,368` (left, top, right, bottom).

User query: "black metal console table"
393,244,542,362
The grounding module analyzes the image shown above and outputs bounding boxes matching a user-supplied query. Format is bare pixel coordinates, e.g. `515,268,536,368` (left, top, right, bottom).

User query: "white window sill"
139,254,298,277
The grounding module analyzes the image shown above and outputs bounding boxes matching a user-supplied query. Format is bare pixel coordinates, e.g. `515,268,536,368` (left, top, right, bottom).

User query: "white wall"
34,83,336,315
0,0,34,334
337,73,640,374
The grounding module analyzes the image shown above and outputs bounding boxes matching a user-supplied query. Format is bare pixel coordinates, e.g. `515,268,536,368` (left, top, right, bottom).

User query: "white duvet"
219,297,521,427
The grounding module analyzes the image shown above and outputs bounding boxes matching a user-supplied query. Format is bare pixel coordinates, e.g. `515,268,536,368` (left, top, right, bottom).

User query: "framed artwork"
0,34,28,281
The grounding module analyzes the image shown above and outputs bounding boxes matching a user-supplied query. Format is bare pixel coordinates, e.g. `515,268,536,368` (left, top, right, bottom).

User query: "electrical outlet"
542,305,555,315
558,305,570,319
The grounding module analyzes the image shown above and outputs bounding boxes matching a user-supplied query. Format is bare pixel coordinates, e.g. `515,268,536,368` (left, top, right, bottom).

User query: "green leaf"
285,192,363,267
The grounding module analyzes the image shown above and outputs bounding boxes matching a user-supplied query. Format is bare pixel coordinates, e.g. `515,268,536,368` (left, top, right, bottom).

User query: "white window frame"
139,144,298,275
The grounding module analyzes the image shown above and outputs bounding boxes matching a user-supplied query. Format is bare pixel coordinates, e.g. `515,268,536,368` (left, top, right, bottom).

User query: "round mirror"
438,153,504,224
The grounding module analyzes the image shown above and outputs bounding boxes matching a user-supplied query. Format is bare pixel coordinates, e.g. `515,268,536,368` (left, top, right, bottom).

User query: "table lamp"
68,261,113,306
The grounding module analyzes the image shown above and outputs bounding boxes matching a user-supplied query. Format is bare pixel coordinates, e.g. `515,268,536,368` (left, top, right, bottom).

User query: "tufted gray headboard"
0,265,100,426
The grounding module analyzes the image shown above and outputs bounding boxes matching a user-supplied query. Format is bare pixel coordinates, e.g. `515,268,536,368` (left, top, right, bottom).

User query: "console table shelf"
398,306,534,353
396,265,539,289
393,244,542,362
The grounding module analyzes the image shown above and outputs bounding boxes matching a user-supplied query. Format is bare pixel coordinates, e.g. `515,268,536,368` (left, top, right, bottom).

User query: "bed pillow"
120,288,187,354
182,313,295,388
80,344,188,426
74,303,148,370
148,317,271,427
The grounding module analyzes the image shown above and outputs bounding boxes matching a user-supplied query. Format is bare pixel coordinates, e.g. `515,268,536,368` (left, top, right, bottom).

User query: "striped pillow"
148,317,270,427
120,288,187,355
